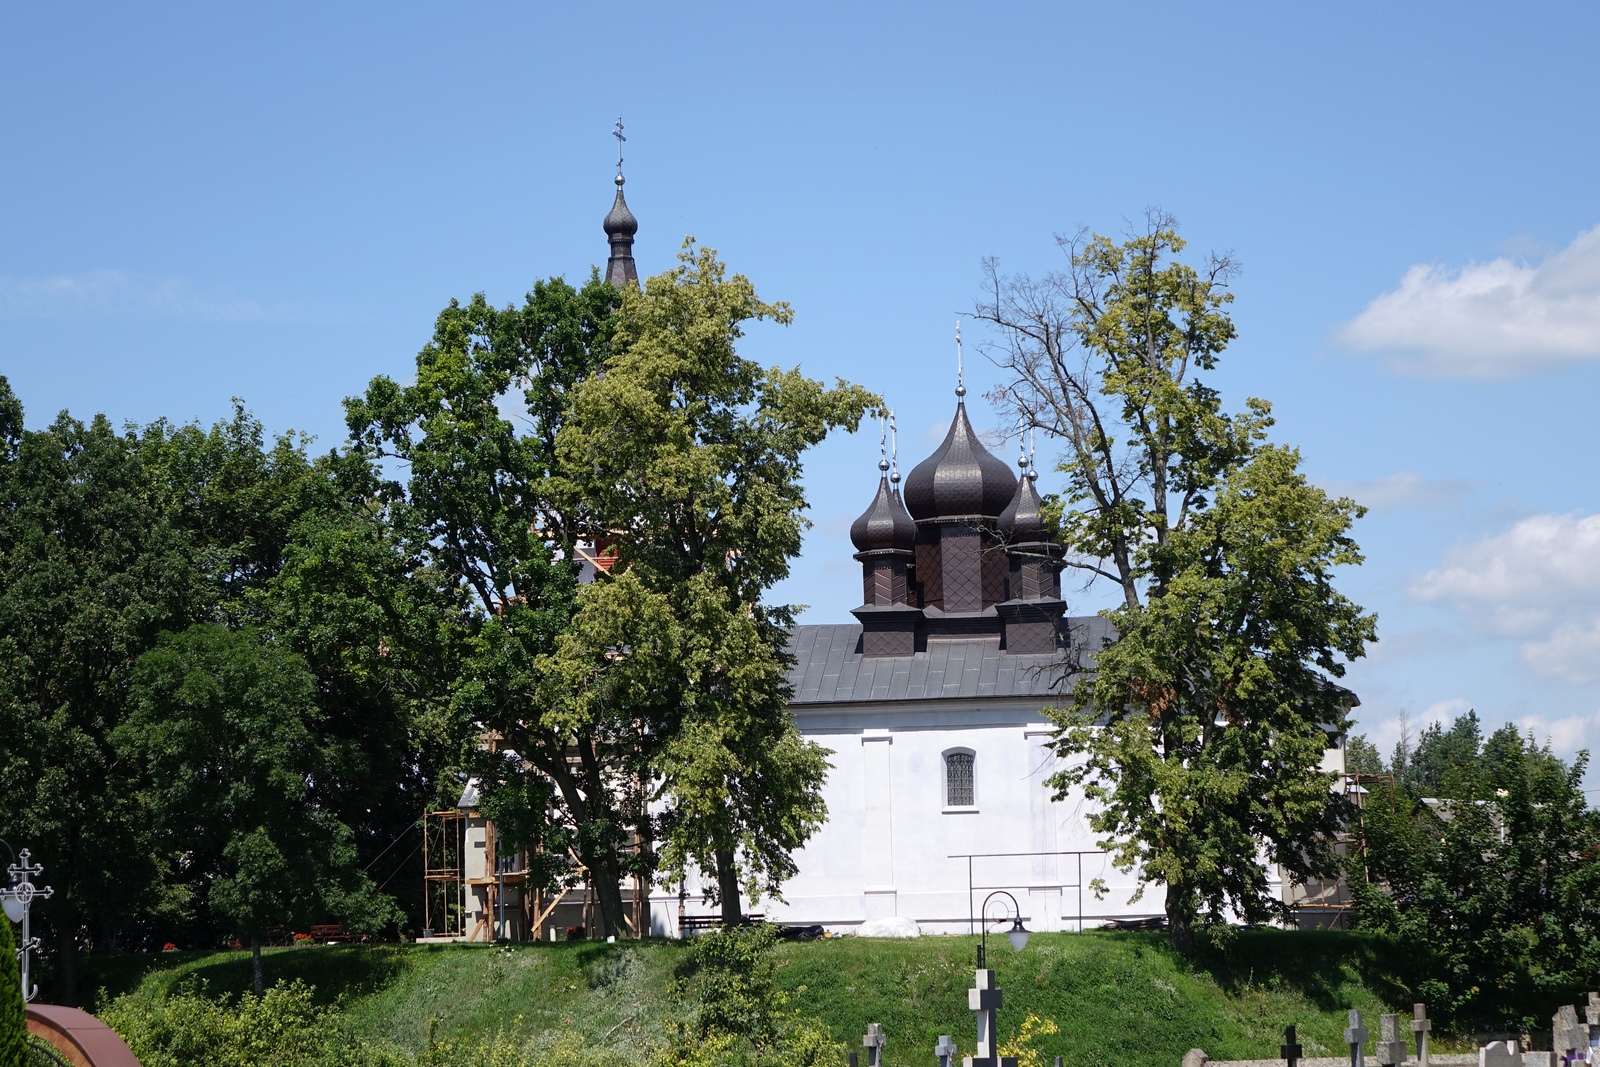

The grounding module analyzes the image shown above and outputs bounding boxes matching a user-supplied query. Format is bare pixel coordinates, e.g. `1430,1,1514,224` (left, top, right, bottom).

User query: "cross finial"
935,1035,958,1067
878,413,889,473
889,409,901,484
955,319,966,399
613,116,626,174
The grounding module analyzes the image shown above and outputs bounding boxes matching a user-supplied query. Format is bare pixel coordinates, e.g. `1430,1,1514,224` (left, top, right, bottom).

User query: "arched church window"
944,750,975,808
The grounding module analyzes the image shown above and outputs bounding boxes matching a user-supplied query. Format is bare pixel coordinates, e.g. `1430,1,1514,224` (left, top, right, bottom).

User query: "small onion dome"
603,176,638,237
998,471,1045,541
850,473,917,552
903,403,1018,520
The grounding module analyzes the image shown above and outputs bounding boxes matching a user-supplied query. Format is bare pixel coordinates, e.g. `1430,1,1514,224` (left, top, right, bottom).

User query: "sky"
4,2,1600,771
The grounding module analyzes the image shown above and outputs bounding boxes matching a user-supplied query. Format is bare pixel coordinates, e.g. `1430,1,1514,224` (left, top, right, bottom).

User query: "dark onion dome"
603,175,638,237
997,470,1045,541
850,470,917,551
903,403,1018,520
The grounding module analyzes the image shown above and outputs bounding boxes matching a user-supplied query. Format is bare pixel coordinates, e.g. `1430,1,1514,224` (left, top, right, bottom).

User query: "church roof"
785,617,1114,705
849,473,917,552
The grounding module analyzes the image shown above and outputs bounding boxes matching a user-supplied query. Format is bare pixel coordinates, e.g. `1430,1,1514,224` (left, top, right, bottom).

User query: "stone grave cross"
1378,1013,1408,1067
1346,1009,1370,1067
862,1023,886,1067
935,1035,958,1067
1555,1005,1588,1067
962,968,1018,1067
1412,1004,1432,1067
1282,1025,1304,1067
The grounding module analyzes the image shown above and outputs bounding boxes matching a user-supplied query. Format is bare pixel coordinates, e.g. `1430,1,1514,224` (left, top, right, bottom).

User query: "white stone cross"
1377,1013,1407,1067
863,1023,886,1067
1412,1004,1432,1067
935,1035,958,1067
1346,1010,1370,1067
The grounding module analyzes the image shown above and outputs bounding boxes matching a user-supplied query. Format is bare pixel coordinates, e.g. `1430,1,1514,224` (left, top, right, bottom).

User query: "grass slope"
82,930,1458,1067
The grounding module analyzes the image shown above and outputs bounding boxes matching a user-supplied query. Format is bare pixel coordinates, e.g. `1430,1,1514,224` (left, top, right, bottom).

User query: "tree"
345,275,650,936
120,624,399,996
975,213,1376,952
1353,724,1600,1029
1345,733,1385,775
0,910,24,1067
558,241,875,923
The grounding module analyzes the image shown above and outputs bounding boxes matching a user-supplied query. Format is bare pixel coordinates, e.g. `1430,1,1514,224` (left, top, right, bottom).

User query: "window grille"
945,751,975,807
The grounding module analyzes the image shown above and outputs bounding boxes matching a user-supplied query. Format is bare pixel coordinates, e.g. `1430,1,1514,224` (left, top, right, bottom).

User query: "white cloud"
1339,224,1600,377
1411,512,1600,682
1319,472,1475,513
0,269,268,321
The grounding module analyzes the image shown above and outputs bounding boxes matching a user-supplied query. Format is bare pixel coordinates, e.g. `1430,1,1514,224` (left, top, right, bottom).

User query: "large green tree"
558,241,874,923
120,623,399,996
1353,723,1600,1029
975,214,1376,952
345,274,650,935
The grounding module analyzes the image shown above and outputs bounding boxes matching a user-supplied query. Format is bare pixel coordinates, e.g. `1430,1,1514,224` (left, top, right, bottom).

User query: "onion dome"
903,403,1018,520
603,175,638,238
998,468,1045,541
851,467,917,552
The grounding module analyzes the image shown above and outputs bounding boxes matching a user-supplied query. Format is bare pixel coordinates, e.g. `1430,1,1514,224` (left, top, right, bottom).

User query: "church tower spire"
603,117,639,288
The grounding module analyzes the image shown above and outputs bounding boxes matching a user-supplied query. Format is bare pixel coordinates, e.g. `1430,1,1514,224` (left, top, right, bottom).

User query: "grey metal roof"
785,616,1115,705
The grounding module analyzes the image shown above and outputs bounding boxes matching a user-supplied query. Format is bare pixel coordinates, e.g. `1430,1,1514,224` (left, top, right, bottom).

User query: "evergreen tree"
0,913,24,1067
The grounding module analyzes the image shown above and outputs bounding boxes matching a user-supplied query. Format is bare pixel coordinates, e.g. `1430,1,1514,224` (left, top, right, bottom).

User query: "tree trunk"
716,846,743,927
55,882,79,1006
251,937,263,999
1165,878,1196,956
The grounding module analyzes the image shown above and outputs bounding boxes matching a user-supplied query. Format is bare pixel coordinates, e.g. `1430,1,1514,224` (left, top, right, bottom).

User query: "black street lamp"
975,890,1030,969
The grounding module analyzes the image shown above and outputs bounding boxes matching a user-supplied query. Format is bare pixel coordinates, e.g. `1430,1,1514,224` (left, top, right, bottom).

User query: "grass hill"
81,929,1463,1067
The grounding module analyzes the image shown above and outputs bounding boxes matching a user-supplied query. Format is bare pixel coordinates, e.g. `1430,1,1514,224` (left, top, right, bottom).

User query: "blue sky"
5,2,1600,767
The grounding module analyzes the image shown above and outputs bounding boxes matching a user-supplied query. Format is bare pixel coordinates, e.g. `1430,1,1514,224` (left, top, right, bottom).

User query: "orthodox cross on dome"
878,413,889,473
955,319,967,399
889,409,901,484
613,116,626,175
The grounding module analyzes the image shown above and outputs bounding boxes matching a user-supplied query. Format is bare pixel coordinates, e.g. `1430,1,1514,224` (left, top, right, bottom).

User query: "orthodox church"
442,150,1352,943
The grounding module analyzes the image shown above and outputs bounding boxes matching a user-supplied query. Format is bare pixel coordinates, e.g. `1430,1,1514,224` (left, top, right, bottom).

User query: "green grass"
79,930,1470,1067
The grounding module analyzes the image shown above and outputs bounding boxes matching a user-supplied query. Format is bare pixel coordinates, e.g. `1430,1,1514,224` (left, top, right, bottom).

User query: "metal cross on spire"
878,413,889,473
889,409,901,484
613,116,626,173
955,319,966,399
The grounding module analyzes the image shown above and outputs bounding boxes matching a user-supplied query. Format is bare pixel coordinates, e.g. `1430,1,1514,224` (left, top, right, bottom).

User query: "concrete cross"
1346,1009,1370,1067
935,1035,958,1067
1555,1005,1588,1067
1412,1003,1432,1067
1282,1025,1304,1067
1377,1013,1408,1067
962,969,1018,1067
863,1023,886,1067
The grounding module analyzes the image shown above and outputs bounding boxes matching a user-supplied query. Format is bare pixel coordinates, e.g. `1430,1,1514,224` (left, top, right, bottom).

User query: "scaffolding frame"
422,810,466,938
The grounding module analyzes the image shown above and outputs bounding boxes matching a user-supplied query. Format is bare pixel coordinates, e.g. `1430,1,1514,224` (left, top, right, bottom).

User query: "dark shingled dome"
903,403,1017,520
997,472,1045,541
603,179,638,238
850,474,917,552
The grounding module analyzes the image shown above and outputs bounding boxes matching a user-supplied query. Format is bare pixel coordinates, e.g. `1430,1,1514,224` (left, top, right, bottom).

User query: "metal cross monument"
6,848,54,1002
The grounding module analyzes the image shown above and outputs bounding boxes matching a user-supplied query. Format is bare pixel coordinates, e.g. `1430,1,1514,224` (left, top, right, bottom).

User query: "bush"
99,978,405,1067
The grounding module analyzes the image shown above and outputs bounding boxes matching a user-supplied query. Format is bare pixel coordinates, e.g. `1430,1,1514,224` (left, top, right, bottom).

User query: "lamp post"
975,890,1030,969
3,846,54,1002
966,890,1031,1067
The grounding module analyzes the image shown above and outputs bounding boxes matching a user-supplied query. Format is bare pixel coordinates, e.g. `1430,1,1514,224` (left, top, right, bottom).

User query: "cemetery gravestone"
1413,1004,1433,1067
1480,1041,1520,1067
863,1023,886,1067
1555,1006,1588,1067
1283,1025,1304,1067
1378,1014,1408,1067
1347,1010,1371,1067
935,1036,958,1067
